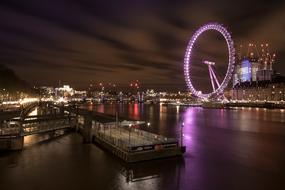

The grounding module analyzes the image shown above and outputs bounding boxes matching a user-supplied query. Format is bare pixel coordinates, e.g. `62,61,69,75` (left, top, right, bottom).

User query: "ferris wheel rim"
184,23,235,99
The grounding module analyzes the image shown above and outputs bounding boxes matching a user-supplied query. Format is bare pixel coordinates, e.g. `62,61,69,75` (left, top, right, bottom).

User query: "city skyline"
1,2,285,189
0,0,285,90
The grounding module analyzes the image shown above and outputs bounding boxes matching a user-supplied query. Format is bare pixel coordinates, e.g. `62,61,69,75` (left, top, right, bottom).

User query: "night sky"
0,0,284,91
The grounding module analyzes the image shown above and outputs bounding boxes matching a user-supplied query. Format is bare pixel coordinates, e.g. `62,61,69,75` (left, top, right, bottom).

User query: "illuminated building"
55,85,74,97
231,43,285,101
232,74,285,101
233,43,275,86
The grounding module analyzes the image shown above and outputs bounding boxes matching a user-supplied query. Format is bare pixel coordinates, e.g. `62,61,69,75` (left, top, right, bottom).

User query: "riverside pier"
0,102,185,162
76,111,185,163
91,123,184,163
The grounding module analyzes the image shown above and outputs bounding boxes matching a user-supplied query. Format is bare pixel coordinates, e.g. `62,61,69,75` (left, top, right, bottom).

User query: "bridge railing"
1,116,76,137
0,122,21,137
0,127,21,136
22,118,76,135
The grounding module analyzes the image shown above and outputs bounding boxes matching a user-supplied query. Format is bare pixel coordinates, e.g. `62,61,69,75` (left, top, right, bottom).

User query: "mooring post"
181,122,184,147
9,121,24,150
83,111,92,143
60,104,64,115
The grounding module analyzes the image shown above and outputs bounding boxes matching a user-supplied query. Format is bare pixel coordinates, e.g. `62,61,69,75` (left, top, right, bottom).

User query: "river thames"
1,104,285,190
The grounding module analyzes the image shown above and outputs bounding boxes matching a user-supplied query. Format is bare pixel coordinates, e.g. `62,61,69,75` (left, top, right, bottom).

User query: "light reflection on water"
1,104,285,190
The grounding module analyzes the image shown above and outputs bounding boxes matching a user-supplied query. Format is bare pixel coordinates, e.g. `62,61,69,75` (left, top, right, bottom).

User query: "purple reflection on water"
181,107,201,151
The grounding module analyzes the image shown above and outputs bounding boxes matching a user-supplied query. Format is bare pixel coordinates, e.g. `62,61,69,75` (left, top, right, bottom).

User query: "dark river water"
1,104,285,190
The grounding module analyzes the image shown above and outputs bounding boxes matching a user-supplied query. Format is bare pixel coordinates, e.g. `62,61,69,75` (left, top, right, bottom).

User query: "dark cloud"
0,0,284,91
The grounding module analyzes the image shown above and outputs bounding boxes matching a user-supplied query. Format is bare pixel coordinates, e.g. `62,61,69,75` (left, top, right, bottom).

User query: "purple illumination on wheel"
184,23,235,99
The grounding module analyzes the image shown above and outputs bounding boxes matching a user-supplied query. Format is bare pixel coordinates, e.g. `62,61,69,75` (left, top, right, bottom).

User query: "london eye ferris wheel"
184,23,236,99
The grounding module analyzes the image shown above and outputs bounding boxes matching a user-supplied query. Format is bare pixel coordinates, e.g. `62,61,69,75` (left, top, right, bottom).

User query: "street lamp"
128,124,132,147
181,122,184,146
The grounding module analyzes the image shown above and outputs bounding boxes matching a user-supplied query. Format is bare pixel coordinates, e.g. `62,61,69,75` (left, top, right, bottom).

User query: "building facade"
232,80,285,101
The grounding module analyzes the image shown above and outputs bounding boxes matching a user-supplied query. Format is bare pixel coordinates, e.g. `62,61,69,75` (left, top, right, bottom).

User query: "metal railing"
0,118,75,137
92,125,178,153
0,126,21,136
22,118,75,136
